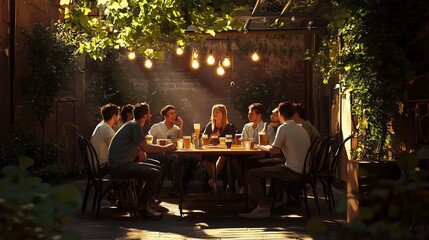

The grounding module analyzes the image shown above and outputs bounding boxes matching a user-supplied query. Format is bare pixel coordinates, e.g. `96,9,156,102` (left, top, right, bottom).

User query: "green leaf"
97,0,108,6
206,29,216,37
60,0,70,6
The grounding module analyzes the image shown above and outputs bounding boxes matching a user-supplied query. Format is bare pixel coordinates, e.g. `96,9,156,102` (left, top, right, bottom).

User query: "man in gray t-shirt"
108,103,175,220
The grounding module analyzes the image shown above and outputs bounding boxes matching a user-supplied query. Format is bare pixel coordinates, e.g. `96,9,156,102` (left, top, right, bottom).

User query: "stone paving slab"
69,180,345,239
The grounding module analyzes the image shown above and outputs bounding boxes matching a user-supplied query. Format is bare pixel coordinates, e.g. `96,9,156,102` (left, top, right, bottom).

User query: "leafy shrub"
0,125,58,171
0,157,82,239
307,146,429,240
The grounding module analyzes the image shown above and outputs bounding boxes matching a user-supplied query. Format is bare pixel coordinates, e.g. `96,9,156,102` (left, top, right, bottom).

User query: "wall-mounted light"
144,59,153,69
127,51,136,60
222,54,231,68
206,49,215,65
251,51,260,62
216,61,225,76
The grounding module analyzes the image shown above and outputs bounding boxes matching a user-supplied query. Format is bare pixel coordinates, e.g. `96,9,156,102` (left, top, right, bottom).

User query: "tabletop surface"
172,145,263,155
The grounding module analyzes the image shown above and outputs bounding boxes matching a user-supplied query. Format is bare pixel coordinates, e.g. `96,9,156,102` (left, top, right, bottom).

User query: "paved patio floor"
69,179,346,239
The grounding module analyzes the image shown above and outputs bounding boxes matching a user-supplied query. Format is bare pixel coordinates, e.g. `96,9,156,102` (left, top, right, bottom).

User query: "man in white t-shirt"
90,103,120,175
149,105,197,194
241,103,266,144
239,101,310,219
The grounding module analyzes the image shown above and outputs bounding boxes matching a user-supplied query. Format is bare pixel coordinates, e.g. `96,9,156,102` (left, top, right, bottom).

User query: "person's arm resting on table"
260,145,282,155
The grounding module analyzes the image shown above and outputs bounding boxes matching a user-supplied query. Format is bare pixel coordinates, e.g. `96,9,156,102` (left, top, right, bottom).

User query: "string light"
127,51,136,60
222,55,231,68
192,48,199,59
216,61,225,76
206,49,215,65
251,51,260,62
144,59,153,69
191,59,200,69
176,46,184,55
191,48,200,69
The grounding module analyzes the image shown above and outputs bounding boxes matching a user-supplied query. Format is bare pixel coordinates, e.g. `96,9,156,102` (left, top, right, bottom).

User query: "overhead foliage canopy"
58,0,248,60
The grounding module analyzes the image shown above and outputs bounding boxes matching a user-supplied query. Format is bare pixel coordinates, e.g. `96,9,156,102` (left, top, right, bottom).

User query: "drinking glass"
234,134,242,145
219,137,226,146
210,135,219,146
225,136,233,149
146,134,153,144
176,139,183,149
243,139,252,150
183,136,192,149
194,123,201,137
202,134,210,145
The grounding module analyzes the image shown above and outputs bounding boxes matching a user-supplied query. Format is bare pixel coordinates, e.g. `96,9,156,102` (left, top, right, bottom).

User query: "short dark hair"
160,105,175,117
248,103,265,115
134,103,150,120
100,103,119,121
121,104,134,123
278,101,295,118
293,103,306,119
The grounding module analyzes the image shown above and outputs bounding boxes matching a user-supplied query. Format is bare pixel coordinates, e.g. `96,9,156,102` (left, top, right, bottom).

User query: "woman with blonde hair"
202,104,235,190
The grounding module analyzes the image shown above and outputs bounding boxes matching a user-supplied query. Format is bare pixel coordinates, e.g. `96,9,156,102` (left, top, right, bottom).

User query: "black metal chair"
75,133,138,218
318,134,353,212
270,135,333,217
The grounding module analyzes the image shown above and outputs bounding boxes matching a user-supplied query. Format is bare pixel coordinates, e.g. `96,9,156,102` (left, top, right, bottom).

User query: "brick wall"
121,37,307,135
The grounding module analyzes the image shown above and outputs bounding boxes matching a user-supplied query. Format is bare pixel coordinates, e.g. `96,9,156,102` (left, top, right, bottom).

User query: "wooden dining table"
171,144,264,216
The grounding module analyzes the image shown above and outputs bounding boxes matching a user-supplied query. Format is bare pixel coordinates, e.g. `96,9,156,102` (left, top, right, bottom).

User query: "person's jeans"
110,160,162,209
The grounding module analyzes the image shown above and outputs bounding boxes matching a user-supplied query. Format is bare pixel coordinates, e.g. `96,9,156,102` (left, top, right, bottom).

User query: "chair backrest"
75,133,103,180
302,136,333,176
330,134,353,173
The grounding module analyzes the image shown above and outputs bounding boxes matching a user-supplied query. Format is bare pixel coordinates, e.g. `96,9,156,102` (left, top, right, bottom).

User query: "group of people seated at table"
89,101,319,220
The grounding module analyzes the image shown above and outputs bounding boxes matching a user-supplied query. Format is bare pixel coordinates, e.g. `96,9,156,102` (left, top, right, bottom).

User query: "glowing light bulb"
217,64,225,76
176,47,184,55
222,56,231,67
207,54,215,65
251,52,260,62
191,59,200,69
144,59,153,69
127,51,136,60
291,15,296,22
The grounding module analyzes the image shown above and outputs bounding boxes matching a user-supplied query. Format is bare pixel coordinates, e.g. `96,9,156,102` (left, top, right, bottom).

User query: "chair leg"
82,180,91,214
95,182,105,218
311,183,321,213
92,183,99,212
328,179,336,209
302,186,311,218
320,180,332,212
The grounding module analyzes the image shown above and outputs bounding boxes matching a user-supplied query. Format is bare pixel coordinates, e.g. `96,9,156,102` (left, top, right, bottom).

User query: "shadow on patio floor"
69,179,346,239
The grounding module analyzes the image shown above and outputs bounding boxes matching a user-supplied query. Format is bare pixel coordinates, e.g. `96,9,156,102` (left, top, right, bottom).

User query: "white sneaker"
146,206,162,216
239,206,270,219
